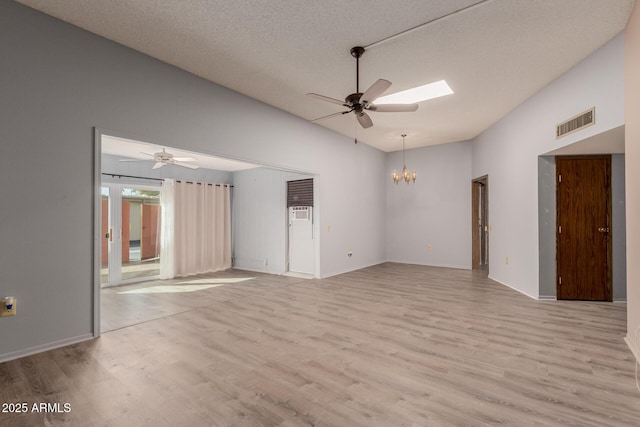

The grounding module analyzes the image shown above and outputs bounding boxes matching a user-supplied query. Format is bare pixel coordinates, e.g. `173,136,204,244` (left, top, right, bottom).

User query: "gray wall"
386,141,472,268
538,156,557,298
0,2,386,361
538,154,626,300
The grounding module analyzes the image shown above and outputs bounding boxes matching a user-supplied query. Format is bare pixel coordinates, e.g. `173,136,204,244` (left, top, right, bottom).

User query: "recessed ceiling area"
18,0,635,152
102,135,260,172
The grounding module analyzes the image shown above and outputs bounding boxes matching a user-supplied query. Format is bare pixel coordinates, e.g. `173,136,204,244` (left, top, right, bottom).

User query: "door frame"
555,155,612,301
93,127,163,337
472,175,489,271
101,182,162,288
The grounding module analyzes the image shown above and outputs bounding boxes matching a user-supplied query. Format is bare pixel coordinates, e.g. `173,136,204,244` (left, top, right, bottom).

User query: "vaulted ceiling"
17,0,635,152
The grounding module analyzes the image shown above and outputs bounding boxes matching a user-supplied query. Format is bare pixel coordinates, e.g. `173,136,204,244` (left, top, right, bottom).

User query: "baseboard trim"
488,276,538,300
624,334,639,364
385,260,471,270
538,295,557,301
0,333,94,364
613,298,627,303
320,260,386,279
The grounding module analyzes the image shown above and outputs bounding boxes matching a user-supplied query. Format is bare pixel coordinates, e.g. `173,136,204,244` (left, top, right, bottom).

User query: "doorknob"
597,227,609,233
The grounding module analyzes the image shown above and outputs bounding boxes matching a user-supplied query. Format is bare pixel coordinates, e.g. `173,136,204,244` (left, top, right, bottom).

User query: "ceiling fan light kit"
307,46,419,129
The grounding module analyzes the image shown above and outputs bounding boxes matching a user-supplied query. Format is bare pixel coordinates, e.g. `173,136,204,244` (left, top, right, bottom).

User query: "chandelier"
392,134,416,184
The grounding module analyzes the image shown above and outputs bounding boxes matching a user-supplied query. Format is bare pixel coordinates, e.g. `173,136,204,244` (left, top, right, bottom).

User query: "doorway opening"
556,155,612,301
472,175,489,272
101,184,161,286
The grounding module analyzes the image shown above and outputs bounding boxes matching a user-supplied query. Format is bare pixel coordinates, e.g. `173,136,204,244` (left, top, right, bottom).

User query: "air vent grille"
556,107,595,139
287,178,313,207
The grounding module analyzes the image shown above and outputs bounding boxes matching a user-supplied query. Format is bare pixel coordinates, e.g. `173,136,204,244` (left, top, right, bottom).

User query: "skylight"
375,80,453,104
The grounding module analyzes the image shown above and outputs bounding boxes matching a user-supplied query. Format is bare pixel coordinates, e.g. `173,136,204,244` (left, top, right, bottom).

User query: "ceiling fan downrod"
350,46,365,94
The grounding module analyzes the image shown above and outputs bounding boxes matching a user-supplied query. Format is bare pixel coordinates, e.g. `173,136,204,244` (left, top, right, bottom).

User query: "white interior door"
102,185,122,286
288,206,314,274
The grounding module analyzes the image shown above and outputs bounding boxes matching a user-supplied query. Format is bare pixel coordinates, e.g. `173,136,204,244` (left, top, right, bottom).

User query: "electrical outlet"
347,249,353,258
505,256,509,265
1,297,16,317
264,259,268,266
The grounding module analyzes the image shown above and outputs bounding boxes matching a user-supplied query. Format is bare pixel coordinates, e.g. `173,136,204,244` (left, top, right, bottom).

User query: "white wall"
232,168,313,275
0,2,386,361
611,154,627,301
386,141,472,268
624,3,640,361
318,141,388,277
472,34,625,298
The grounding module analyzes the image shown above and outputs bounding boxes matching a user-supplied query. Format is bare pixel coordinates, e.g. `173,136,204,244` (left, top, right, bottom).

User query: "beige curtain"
173,181,231,276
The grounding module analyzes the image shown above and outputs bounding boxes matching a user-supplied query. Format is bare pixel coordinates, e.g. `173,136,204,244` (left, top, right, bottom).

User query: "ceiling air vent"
556,107,595,139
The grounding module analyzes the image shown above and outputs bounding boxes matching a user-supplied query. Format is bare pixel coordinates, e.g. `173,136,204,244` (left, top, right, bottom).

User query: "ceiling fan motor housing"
350,46,365,59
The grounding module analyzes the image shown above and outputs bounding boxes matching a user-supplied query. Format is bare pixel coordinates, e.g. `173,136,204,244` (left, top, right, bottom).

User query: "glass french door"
101,183,161,287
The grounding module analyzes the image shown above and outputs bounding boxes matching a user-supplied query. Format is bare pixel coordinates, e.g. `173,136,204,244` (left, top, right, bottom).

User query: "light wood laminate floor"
1,263,639,426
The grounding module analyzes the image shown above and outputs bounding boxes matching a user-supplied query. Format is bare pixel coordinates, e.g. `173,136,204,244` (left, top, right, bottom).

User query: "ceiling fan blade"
357,112,373,129
368,103,419,112
307,93,349,107
118,158,144,162
361,79,391,105
173,157,197,162
152,162,164,170
310,110,350,123
174,161,200,170
140,152,157,158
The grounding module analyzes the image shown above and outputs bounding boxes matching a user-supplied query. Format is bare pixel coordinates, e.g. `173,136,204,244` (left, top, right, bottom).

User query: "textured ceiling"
17,0,635,152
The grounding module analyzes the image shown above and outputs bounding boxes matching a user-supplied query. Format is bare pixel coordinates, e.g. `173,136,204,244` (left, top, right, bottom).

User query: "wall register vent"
556,107,595,139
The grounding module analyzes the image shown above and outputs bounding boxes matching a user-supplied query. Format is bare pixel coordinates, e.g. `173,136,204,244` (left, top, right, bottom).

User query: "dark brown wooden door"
556,156,611,301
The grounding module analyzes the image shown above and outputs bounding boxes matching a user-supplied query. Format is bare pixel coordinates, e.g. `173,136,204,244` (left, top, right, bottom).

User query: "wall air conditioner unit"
291,206,311,221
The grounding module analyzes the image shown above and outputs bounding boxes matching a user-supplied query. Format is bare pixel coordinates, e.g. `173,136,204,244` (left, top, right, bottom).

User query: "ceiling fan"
307,46,418,129
118,148,199,170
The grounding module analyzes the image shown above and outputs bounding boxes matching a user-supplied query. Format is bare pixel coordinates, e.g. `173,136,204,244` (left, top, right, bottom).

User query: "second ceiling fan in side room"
118,148,200,170
307,46,419,129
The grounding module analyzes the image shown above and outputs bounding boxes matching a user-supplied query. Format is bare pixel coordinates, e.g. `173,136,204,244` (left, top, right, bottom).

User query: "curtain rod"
175,180,233,188
102,172,163,181
101,173,233,187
